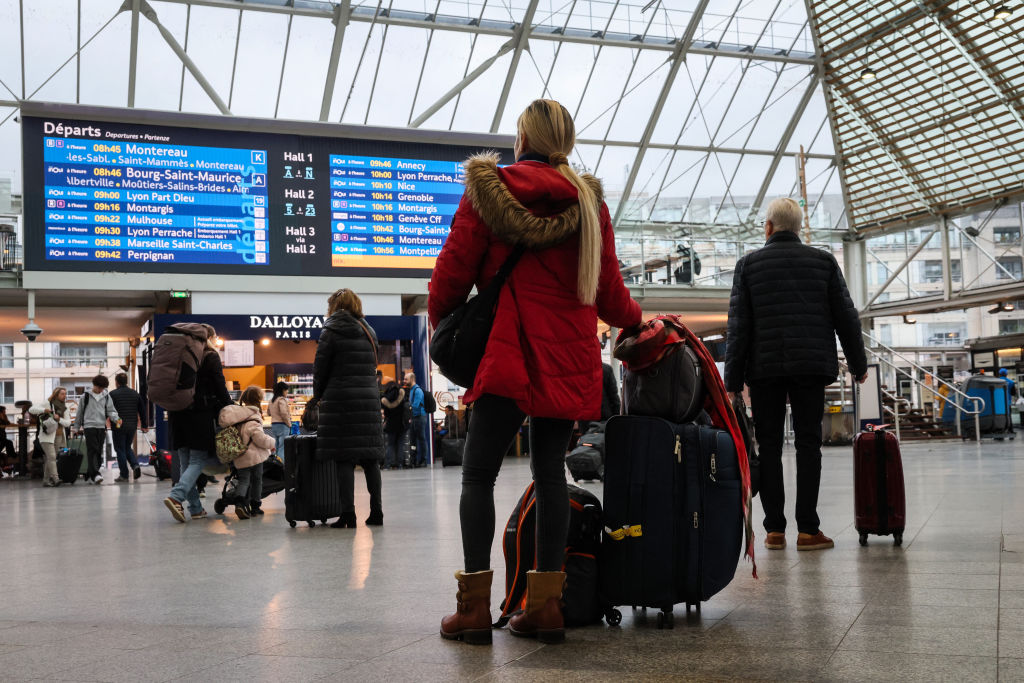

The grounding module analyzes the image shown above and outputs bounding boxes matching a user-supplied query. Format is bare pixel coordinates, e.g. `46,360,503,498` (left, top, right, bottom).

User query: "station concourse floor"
1,437,1023,683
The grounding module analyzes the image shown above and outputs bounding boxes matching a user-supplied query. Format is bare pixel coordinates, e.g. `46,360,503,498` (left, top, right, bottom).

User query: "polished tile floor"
1,437,1023,682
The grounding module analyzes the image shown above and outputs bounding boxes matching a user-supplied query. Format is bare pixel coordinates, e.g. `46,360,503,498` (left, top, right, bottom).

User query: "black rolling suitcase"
439,438,465,467
56,445,84,484
600,415,744,628
283,434,343,528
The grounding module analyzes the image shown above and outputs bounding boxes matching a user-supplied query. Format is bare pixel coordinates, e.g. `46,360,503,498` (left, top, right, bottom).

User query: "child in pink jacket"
220,386,276,519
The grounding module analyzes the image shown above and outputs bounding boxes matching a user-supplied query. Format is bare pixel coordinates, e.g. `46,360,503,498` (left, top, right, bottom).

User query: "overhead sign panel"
22,113,506,278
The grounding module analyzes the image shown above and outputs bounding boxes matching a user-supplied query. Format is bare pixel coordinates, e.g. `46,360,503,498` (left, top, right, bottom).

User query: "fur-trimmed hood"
462,152,604,249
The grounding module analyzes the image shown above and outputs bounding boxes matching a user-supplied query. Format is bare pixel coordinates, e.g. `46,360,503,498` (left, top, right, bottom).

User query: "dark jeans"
84,428,106,480
234,463,264,505
461,394,573,573
749,379,827,535
384,430,407,468
112,428,137,478
410,414,430,465
338,459,382,516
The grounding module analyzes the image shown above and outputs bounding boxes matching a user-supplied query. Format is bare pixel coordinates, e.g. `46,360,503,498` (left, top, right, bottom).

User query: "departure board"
22,113,510,278
43,139,270,266
329,154,462,269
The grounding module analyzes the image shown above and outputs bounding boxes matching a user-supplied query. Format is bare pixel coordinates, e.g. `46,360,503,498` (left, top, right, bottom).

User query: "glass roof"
808,0,1024,234
0,0,843,241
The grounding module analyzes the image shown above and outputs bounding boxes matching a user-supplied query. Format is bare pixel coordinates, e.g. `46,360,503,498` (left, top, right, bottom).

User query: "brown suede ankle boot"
508,570,566,644
440,570,493,645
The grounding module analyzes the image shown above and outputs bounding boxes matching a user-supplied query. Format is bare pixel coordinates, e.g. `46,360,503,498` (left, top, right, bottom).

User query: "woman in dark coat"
164,323,232,523
313,288,385,528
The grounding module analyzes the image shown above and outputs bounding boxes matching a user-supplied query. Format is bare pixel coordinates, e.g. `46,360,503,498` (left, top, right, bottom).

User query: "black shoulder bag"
430,246,525,389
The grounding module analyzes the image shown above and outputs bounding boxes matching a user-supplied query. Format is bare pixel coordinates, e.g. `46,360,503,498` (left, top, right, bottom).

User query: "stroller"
213,455,286,515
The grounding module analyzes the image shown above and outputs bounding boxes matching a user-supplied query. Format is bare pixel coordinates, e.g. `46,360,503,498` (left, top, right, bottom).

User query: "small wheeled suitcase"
283,434,342,528
600,415,744,629
853,427,906,546
56,446,84,484
439,438,465,467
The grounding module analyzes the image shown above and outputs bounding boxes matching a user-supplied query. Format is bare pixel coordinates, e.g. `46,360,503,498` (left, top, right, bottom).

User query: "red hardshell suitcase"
853,429,906,546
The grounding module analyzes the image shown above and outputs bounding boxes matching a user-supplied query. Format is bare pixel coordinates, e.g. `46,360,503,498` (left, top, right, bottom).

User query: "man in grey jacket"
73,375,121,485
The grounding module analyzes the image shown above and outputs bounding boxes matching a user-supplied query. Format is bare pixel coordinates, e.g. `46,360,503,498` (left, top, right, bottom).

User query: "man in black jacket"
725,198,868,552
109,372,149,482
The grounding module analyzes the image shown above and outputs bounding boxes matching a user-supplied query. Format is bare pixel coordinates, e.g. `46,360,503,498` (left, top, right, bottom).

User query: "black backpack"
422,389,437,414
621,343,704,423
494,483,609,627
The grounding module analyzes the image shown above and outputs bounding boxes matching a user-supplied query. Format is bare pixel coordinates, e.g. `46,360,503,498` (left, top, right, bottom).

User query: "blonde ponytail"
516,99,602,306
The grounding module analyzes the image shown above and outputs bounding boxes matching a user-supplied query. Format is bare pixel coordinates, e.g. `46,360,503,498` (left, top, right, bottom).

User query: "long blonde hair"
516,99,601,305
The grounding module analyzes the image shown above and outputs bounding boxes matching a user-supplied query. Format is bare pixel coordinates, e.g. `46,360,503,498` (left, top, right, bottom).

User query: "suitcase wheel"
893,532,903,546
289,520,297,528
605,609,622,626
308,521,316,528
656,610,674,630
214,499,226,515
859,532,869,547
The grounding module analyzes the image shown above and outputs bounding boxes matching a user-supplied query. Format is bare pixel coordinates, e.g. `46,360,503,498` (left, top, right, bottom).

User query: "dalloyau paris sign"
249,315,325,339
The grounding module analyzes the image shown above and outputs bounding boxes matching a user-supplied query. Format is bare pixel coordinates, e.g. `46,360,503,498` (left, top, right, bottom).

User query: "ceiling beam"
125,0,140,108
410,41,515,128
746,72,820,220
149,0,816,64
319,0,352,122
489,0,540,133
612,0,710,227
831,89,934,213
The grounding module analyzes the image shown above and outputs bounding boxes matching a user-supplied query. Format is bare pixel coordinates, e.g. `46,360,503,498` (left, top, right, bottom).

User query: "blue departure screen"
42,139,269,266
22,113,509,277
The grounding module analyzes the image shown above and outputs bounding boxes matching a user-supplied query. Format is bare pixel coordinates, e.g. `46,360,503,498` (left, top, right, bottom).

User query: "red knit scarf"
615,315,757,577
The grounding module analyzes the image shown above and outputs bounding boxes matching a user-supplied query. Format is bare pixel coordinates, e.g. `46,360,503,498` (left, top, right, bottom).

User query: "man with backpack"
404,372,434,467
109,373,149,482
149,323,232,522
73,375,121,485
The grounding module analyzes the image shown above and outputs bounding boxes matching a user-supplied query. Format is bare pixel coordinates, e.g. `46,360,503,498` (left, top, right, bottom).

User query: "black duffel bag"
430,246,524,389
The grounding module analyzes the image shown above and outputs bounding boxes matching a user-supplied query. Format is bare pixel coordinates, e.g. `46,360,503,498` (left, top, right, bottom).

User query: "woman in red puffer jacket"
432,99,641,646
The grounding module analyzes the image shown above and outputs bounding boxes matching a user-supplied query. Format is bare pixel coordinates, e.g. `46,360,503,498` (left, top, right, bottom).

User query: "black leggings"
338,459,382,515
461,394,573,573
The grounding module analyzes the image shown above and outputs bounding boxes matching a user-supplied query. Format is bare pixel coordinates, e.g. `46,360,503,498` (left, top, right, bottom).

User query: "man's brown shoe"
797,531,834,551
764,532,786,550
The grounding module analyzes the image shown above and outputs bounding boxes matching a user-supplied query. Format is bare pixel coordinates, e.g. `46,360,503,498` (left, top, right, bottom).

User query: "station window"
921,260,961,283
994,227,1021,244
53,343,107,368
0,381,14,403
996,257,1023,280
0,344,12,369
922,323,965,346
999,319,1024,335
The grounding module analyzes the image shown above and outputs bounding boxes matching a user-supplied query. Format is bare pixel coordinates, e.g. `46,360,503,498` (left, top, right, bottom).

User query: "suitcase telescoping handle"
874,430,889,535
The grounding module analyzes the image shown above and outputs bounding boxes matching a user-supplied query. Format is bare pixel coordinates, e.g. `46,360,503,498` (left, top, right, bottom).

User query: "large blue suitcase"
599,415,743,628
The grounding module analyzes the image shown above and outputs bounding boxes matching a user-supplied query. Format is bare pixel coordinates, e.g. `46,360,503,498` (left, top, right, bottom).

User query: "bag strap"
356,318,379,364
492,245,526,290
